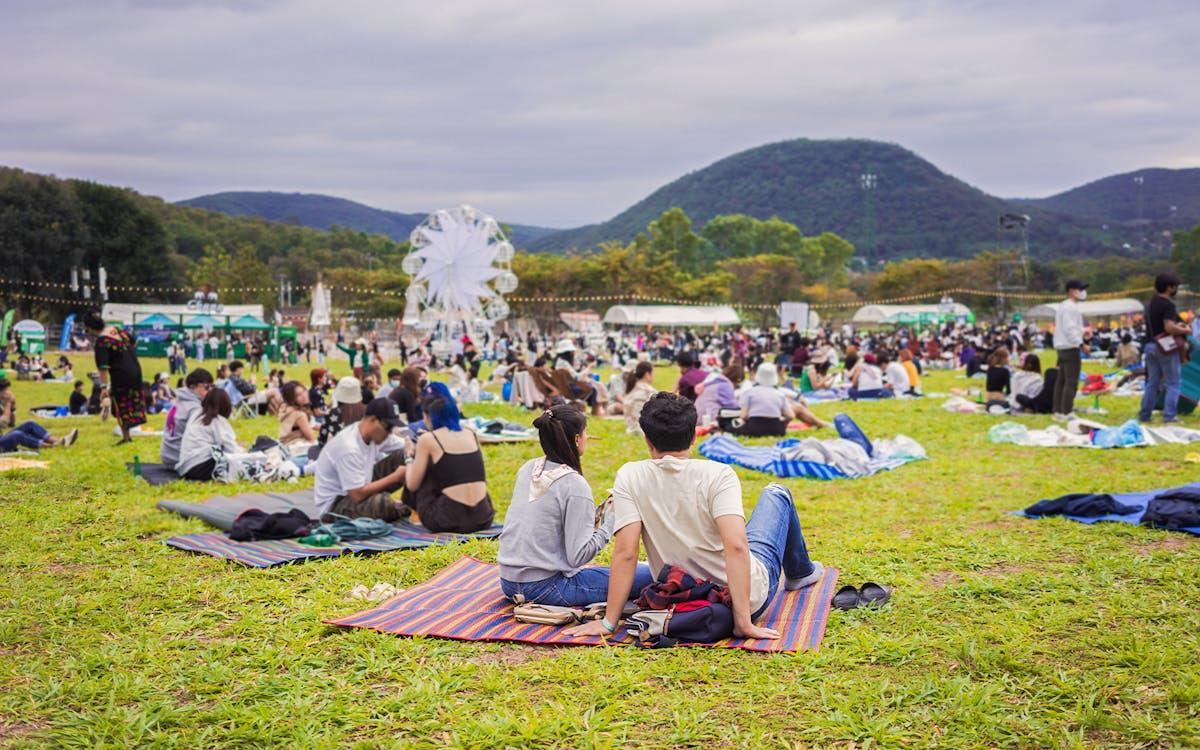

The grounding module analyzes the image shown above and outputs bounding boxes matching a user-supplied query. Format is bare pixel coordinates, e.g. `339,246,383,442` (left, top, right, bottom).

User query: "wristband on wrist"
600,617,617,634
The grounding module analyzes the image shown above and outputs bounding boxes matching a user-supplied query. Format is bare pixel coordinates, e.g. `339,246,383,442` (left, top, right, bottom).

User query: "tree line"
2,166,1195,327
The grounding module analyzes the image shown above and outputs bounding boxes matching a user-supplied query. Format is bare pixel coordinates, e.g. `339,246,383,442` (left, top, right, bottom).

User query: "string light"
0,278,1188,314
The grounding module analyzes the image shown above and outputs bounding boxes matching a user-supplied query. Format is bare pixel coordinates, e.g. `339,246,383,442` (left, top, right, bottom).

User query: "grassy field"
1,354,1197,749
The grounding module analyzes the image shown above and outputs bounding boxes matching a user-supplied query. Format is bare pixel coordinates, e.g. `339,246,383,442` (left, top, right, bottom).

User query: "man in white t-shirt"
880,353,911,395
566,392,824,641
313,398,409,521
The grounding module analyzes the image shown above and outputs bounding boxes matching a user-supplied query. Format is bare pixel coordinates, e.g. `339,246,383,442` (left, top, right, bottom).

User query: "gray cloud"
1,0,1197,227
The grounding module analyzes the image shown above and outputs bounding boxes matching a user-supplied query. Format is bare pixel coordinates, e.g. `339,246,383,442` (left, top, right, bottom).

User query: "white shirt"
885,362,910,392
312,423,405,517
739,385,789,419
857,363,884,391
1054,298,1084,349
612,457,770,613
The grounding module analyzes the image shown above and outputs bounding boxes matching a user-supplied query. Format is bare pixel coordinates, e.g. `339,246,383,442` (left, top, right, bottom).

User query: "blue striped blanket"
698,435,924,480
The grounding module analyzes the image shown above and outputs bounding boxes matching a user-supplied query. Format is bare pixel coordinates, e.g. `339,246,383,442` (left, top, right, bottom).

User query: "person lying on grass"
498,403,655,607
312,397,409,522
565,392,824,641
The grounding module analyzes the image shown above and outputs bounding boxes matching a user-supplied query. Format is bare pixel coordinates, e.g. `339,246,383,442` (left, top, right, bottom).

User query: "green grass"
1,355,1198,749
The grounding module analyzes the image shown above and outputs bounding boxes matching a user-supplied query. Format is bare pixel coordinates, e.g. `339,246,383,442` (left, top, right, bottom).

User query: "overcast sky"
2,0,1197,228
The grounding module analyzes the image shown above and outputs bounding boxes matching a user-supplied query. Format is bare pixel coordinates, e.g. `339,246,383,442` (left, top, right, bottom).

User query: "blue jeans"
0,421,51,451
501,563,656,607
1139,342,1182,421
746,483,816,619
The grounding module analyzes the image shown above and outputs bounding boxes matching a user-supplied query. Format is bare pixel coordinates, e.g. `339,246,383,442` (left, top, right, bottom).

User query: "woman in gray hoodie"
497,404,654,606
159,368,214,471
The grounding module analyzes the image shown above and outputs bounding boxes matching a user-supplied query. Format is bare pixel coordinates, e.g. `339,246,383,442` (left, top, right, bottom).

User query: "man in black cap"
1139,273,1189,423
312,397,410,521
1052,279,1087,421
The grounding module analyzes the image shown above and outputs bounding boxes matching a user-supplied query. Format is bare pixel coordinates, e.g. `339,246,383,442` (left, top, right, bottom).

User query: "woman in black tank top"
402,383,494,533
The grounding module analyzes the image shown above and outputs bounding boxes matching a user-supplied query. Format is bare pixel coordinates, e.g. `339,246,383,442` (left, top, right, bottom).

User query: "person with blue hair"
402,382,495,532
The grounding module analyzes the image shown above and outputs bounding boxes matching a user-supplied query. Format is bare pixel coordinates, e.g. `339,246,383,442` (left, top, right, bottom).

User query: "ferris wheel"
401,205,518,334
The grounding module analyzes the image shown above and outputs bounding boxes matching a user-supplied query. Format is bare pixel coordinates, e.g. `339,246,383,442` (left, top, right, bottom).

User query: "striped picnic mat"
326,555,839,653
699,435,921,480
163,523,503,567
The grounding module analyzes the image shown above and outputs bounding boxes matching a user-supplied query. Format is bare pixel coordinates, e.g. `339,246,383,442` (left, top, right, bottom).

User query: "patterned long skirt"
111,386,147,430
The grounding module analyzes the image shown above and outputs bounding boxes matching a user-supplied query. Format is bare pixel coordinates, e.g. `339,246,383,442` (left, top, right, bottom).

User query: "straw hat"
332,376,363,406
754,362,779,388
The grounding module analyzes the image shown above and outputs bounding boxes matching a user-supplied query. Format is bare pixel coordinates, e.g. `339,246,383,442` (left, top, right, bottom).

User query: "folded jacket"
1140,488,1200,529
1024,493,1141,518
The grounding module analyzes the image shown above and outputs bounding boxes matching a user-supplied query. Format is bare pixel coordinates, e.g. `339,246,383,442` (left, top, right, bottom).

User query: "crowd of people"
2,278,1194,644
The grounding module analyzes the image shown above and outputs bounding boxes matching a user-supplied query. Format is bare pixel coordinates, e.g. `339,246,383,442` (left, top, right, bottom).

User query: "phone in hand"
594,494,613,529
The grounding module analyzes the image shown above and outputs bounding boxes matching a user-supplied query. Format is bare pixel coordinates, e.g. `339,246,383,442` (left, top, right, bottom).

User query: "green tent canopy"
182,314,226,330
228,314,271,330
133,312,181,330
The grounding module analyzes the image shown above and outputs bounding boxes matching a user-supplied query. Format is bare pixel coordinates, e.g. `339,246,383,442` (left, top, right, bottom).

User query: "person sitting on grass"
160,368,214,471
277,380,317,448
731,362,830,437
847,353,891,400
312,397,409,522
174,388,243,481
564,392,824,641
69,379,89,415
984,347,1012,409
0,420,77,451
622,361,657,436
401,382,495,533
498,404,656,606
317,377,367,448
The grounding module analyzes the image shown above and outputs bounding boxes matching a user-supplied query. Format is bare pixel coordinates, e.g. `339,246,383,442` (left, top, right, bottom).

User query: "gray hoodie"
159,387,203,470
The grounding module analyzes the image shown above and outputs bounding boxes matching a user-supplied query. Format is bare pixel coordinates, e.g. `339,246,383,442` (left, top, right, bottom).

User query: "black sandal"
858,582,892,608
831,585,861,611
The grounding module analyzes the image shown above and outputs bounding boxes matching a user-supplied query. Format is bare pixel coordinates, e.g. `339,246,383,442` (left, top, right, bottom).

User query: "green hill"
1013,167,1200,224
178,191,561,248
528,139,1193,260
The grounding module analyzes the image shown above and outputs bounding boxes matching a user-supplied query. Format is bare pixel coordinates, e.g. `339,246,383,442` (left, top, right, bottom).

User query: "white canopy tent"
1023,298,1144,321
851,303,973,325
603,305,741,328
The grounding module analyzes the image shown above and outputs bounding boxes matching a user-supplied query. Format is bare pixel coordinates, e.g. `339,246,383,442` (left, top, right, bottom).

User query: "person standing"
1052,280,1087,421
1139,273,1190,424
83,310,146,444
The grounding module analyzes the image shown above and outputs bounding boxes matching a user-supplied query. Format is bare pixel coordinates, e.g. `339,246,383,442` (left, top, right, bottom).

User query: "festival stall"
13,319,47,354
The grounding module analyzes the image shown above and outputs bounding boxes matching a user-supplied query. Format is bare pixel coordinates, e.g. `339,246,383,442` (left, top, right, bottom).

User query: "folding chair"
223,380,257,420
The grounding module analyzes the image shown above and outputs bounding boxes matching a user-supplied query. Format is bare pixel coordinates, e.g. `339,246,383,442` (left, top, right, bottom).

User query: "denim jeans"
501,563,656,607
1139,342,1182,421
745,483,816,619
0,421,51,451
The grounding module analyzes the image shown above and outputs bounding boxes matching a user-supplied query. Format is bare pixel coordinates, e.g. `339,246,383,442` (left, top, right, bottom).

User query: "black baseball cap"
1065,279,1089,291
365,397,404,428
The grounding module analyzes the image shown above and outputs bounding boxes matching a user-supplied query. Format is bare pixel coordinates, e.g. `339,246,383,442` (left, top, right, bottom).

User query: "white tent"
1023,298,1144,320
603,305,741,328
852,303,973,325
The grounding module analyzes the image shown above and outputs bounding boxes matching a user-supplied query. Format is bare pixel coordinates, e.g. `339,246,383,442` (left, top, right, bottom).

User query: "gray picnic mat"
157,489,317,531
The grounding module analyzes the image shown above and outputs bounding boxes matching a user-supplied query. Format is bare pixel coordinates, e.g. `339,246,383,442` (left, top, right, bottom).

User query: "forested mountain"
1013,167,1200,223
526,139,1195,260
178,191,561,248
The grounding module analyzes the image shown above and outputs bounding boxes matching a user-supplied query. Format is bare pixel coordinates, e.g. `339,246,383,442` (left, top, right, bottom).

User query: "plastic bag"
988,422,1031,445
1092,420,1147,449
